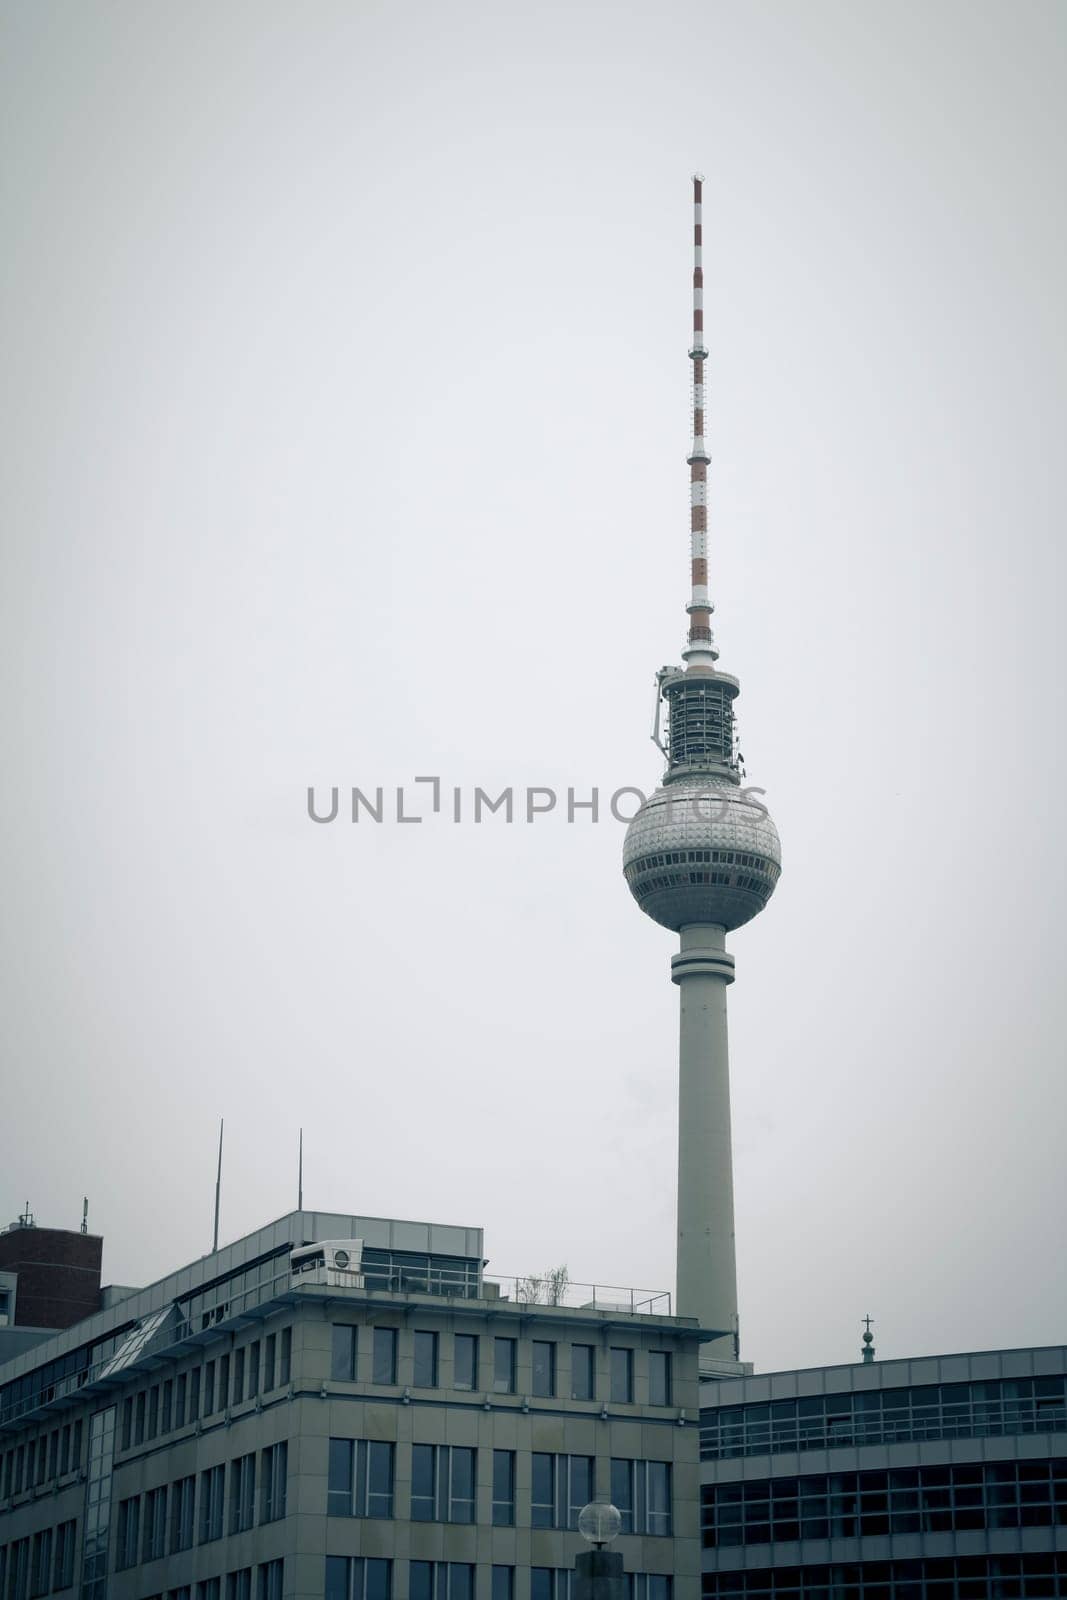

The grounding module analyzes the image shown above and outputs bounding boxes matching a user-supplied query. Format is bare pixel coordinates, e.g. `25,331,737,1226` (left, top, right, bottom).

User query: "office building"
0,1209,705,1600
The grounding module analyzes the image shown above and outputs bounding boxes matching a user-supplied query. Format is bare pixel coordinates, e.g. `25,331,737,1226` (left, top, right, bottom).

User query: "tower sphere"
623,775,781,933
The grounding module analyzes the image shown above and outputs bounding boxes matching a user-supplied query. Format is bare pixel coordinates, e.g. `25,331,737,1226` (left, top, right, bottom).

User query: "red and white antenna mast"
684,172,717,667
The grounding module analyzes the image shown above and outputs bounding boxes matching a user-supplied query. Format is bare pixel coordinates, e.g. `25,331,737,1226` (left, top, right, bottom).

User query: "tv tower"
623,175,782,1371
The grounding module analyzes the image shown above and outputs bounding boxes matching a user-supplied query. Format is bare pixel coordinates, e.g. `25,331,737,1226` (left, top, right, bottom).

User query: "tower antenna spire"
685,172,716,665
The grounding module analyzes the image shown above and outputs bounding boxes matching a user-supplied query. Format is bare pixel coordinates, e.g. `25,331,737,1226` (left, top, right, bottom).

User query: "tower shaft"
672,925,738,1367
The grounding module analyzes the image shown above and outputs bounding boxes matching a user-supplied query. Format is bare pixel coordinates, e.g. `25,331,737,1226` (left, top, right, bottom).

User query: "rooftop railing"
484,1274,671,1316
1,1259,673,1429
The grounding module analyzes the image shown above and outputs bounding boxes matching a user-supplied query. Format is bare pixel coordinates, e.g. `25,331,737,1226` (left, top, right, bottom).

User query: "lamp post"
575,1503,625,1600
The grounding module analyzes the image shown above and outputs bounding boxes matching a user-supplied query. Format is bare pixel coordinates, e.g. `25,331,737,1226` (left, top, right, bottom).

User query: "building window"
219,1354,231,1409
53,1520,76,1590
414,1330,439,1387
121,1397,133,1450
612,1459,671,1536
6,1540,29,1600
233,1348,246,1404
629,1579,671,1600
648,1352,672,1407
328,1439,395,1518
331,1325,358,1381
531,1571,572,1600
701,1457,1067,1549
257,1560,283,1600
161,1378,173,1432
610,1348,634,1403
230,1452,257,1533
700,1375,1067,1461
143,1484,168,1560
29,1528,52,1599
188,1367,201,1421
247,1341,260,1398
174,1374,187,1429
325,1557,392,1600
263,1333,277,1391
409,1564,474,1600
203,1361,216,1415
532,1453,594,1530
411,1444,476,1523
278,1327,292,1385
571,1344,595,1400
60,1424,71,1475
373,1327,398,1384
135,1391,146,1443
454,1333,478,1391
199,1463,226,1543
171,1475,196,1552
492,1570,515,1600
196,1582,221,1600
532,1341,556,1398
493,1337,516,1393
492,1449,516,1525
226,1571,253,1600
117,1496,141,1569
261,1441,288,1523
147,1384,160,1438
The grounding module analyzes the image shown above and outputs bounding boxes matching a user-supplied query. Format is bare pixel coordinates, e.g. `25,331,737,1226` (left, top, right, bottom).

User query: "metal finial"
862,1315,875,1364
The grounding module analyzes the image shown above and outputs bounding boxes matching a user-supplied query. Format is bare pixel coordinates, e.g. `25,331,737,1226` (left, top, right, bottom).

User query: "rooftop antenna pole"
81,1198,88,1235
298,1128,303,1212
212,1119,224,1254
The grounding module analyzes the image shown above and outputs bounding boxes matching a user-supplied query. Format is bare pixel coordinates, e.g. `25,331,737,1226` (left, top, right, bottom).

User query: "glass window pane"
411,1445,435,1521
451,1447,475,1522
373,1329,397,1385
454,1335,477,1391
571,1345,594,1401
366,1559,392,1600
569,1457,593,1528
493,1338,516,1393
332,1327,357,1382
449,1567,474,1600
649,1352,672,1407
610,1349,634,1403
328,1439,352,1516
414,1332,438,1388
532,1342,555,1398
493,1450,515,1526
612,1459,634,1531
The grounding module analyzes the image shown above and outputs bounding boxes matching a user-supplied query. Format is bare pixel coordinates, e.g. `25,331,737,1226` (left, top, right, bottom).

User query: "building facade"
0,1224,103,1334
0,1210,704,1600
699,1345,1067,1598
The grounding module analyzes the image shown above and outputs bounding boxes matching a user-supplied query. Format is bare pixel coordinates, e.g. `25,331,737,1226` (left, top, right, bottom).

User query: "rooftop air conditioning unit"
290,1239,365,1288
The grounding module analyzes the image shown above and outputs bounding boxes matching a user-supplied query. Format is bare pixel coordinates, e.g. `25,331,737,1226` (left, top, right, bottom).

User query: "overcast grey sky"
2,0,1065,1374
